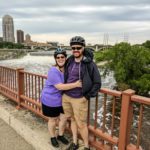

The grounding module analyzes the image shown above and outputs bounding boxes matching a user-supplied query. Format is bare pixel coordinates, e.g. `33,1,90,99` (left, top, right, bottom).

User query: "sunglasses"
56,56,65,59
71,47,82,50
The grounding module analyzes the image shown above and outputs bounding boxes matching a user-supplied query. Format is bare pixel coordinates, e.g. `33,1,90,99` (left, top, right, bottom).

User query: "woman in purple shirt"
41,48,81,148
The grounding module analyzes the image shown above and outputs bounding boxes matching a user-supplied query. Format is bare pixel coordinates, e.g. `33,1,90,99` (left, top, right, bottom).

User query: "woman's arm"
54,80,82,90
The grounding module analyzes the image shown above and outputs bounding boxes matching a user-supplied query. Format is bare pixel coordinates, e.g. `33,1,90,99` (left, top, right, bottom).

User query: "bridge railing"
0,66,149,150
88,88,122,149
18,69,47,119
0,66,19,102
125,94,150,150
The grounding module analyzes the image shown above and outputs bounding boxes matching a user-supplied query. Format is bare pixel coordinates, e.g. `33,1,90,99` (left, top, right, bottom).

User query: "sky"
0,0,150,45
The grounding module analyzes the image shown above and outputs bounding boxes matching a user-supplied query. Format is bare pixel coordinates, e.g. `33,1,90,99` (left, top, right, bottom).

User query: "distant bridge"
24,43,112,51
30,45,111,51
0,45,112,52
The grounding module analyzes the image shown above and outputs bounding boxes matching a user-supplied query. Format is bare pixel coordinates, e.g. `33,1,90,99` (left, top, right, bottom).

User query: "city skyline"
2,15,15,43
17,29,24,43
0,0,150,45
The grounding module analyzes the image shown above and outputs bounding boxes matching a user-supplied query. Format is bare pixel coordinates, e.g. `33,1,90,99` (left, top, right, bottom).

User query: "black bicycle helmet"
70,36,86,46
54,48,67,58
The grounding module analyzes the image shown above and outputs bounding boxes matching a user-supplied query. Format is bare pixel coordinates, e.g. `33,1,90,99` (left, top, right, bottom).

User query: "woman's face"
55,54,66,67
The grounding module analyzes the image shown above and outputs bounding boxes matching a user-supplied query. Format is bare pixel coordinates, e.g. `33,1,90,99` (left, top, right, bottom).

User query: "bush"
0,41,24,49
95,42,150,96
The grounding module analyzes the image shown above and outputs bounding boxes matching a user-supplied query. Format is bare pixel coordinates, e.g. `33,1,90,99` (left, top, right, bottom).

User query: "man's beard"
73,51,83,58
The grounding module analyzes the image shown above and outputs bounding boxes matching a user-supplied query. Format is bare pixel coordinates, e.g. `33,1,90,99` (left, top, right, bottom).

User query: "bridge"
23,42,54,51
0,44,111,52
0,66,149,150
23,42,111,51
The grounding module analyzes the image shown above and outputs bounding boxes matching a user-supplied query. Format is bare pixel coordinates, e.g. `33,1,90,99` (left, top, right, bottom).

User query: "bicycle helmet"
54,48,67,58
70,36,86,46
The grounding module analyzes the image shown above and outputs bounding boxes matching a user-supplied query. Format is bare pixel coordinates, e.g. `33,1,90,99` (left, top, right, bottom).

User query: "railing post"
118,89,135,150
16,68,24,109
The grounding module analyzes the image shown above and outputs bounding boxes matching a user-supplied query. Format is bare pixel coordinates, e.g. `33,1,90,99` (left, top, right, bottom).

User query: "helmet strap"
55,61,64,72
58,65,64,72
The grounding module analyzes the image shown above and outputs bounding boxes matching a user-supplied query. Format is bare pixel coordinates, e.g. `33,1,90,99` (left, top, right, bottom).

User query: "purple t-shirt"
65,61,83,98
41,66,64,107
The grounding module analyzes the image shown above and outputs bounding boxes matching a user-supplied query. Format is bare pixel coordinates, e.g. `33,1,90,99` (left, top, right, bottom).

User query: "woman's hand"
75,80,82,87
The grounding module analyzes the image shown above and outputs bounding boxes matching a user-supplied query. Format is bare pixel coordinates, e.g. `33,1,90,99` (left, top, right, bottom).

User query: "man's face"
71,44,84,58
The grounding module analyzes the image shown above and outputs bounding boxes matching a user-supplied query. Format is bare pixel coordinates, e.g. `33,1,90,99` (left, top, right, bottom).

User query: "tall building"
2,15,15,42
17,30,24,43
25,34,31,43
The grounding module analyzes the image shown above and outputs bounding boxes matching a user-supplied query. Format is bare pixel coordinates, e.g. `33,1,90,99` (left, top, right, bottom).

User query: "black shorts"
42,103,64,117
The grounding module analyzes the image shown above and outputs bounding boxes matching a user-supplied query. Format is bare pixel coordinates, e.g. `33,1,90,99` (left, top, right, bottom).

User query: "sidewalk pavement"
0,118,35,150
0,94,84,150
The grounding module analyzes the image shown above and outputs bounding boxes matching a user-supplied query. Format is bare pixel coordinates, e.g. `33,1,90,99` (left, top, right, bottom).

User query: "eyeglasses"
71,47,82,50
56,56,65,59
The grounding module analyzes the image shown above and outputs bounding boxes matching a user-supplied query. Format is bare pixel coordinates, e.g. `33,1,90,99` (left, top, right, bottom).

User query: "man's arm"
85,63,101,99
54,80,82,90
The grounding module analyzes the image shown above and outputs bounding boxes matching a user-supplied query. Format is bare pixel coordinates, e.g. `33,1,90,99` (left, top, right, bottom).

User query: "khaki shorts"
62,94,88,124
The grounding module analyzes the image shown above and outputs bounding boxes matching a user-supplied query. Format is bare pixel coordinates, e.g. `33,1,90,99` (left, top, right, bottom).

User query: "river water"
0,53,116,88
0,53,149,150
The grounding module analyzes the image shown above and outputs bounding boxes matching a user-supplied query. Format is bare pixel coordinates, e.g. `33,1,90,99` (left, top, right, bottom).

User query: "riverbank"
0,50,26,60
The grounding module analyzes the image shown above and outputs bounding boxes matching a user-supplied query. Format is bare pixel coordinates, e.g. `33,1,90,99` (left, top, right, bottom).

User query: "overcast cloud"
0,0,150,45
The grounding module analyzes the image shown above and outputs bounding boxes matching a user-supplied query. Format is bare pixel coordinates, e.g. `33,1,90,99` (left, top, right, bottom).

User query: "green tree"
95,42,150,96
142,40,150,50
0,41,24,49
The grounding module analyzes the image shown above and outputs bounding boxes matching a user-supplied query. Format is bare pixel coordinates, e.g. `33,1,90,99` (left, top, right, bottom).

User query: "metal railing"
0,66,149,150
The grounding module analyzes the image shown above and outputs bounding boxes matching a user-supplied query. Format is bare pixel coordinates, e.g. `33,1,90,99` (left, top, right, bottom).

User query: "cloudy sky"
0,0,150,45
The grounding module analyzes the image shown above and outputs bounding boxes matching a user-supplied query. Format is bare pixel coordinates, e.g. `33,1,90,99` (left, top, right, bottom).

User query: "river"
0,53,149,150
0,53,116,88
